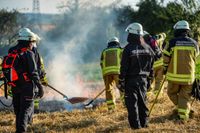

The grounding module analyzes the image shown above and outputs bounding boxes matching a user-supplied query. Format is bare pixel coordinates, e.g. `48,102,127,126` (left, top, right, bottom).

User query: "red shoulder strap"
19,47,28,53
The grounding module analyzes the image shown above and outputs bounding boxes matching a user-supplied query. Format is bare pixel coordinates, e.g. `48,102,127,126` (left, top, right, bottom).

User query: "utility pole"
33,0,40,13
32,0,41,31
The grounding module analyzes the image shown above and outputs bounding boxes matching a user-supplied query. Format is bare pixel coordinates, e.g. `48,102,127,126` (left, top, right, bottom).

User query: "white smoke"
44,0,120,99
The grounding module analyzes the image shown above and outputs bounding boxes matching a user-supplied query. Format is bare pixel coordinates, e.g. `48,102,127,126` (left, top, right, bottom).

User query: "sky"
0,0,139,14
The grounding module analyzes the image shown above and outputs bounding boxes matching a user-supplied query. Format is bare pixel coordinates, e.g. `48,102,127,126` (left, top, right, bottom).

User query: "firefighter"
118,23,154,129
9,28,44,132
31,34,48,112
100,36,123,110
163,20,199,121
150,33,167,94
143,31,162,91
9,28,48,112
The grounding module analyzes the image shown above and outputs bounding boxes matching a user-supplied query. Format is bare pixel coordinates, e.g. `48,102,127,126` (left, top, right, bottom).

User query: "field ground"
1,89,200,133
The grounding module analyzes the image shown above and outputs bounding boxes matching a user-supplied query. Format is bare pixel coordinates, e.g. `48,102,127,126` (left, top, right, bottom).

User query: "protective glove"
117,78,125,93
37,85,44,98
40,76,48,86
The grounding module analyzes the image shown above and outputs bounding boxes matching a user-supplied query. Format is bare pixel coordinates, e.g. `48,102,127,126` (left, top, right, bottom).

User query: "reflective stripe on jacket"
153,58,163,68
101,48,122,76
163,36,199,85
195,54,200,79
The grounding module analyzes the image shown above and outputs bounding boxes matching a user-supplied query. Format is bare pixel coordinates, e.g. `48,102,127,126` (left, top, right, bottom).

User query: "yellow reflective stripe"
178,108,189,119
166,72,194,83
167,77,194,82
106,100,114,104
179,114,189,119
163,50,170,56
178,108,189,113
34,99,39,109
174,48,177,74
153,58,163,68
117,49,121,67
167,72,193,78
34,99,39,104
163,63,168,67
174,46,196,51
103,67,120,75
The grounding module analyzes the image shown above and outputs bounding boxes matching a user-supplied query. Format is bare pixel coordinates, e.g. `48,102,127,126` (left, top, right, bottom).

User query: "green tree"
0,10,28,55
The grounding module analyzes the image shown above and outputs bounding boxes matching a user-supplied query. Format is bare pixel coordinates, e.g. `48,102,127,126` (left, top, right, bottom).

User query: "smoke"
40,0,122,98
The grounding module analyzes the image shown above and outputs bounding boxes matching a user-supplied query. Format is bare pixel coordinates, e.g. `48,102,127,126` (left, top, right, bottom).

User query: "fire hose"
0,81,13,108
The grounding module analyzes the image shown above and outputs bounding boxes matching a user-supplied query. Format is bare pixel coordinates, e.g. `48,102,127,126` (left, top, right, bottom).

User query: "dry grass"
1,90,200,133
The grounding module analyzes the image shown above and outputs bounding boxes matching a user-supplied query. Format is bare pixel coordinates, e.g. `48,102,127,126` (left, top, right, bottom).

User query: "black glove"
37,85,44,98
117,78,125,92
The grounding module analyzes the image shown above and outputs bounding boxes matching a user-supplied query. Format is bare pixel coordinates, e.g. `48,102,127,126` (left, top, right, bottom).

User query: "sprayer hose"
0,99,13,108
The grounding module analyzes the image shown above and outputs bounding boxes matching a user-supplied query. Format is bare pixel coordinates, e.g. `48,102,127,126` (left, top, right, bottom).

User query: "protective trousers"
167,81,192,120
125,76,148,129
151,66,164,94
12,83,35,133
103,74,123,110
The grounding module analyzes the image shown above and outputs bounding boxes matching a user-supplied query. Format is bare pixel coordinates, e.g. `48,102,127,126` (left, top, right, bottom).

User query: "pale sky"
0,0,139,14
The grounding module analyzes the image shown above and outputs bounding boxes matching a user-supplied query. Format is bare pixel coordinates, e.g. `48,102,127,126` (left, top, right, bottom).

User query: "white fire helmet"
125,22,144,35
18,28,41,42
108,37,119,43
173,20,190,30
143,31,149,36
161,33,166,39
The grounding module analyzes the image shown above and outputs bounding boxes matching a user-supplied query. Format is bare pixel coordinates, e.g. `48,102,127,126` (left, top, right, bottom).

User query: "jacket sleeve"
119,47,129,80
163,40,172,72
32,47,46,79
154,44,162,60
26,51,43,90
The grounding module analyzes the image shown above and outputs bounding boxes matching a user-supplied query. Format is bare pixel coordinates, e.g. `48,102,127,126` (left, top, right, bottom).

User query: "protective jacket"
9,45,46,79
119,42,154,80
163,36,199,85
100,45,123,76
8,44,43,92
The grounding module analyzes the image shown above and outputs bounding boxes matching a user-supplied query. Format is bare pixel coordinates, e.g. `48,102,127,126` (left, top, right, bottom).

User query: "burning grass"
1,90,200,133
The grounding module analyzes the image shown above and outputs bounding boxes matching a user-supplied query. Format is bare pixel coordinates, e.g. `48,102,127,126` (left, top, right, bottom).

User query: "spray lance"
46,84,89,104
148,76,166,116
84,88,106,107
